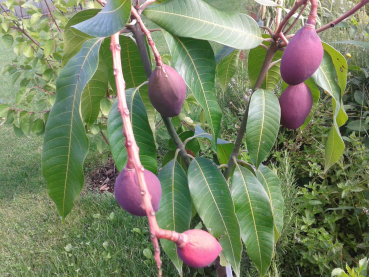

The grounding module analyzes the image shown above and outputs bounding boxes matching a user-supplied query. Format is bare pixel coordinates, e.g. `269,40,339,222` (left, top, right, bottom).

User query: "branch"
129,15,191,168
274,0,283,34
273,0,308,41
110,32,188,277
316,0,369,33
139,0,156,13
44,0,62,33
283,0,308,35
223,42,279,179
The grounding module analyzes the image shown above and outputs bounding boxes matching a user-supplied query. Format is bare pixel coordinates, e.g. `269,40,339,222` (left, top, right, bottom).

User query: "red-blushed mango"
279,83,313,129
176,229,222,268
114,167,162,216
280,25,324,85
148,64,186,117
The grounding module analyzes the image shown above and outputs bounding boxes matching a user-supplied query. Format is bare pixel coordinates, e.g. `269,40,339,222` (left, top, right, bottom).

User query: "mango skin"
279,83,313,129
114,167,162,216
177,229,222,268
148,64,186,117
280,25,324,85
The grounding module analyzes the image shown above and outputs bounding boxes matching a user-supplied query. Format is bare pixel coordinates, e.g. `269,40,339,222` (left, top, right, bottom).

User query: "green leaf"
44,39,55,57
2,34,13,47
107,87,157,174
202,0,245,13
30,12,42,25
231,164,274,277
216,48,240,93
20,111,33,135
157,160,192,275
13,125,24,137
248,35,283,91
144,0,262,50
32,118,45,134
0,103,9,117
217,143,234,165
23,44,34,58
101,36,156,135
73,0,131,37
81,51,108,126
163,33,222,151
346,120,369,132
11,72,21,85
100,98,112,117
42,38,104,221
331,40,369,50
188,157,242,276
246,89,280,169
300,78,320,130
63,9,99,67
256,165,284,242
325,122,345,173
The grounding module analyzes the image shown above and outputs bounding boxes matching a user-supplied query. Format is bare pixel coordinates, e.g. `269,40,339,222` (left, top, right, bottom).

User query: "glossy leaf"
256,164,284,242
188,157,242,276
246,89,280,169
73,0,131,38
107,87,157,174
163,33,222,151
325,122,345,173
42,38,103,220
216,48,240,93
231,164,274,277
248,35,283,91
203,0,245,13
144,0,262,50
81,51,109,126
157,160,192,275
101,36,156,135
63,9,99,67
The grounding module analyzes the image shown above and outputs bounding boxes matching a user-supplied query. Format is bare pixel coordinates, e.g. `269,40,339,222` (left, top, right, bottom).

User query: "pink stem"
307,0,318,26
131,6,163,66
317,0,369,33
110,32,188,277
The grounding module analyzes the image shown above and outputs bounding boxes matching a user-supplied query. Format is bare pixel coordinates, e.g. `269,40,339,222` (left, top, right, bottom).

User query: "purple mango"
148,64,186,117
279,83,313,129
115,167,161,216
280,25,324,85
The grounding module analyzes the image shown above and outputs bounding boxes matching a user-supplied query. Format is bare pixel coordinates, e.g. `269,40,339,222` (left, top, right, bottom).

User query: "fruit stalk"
224,41,279,179
131,6,163,66
273,0,308,41
316,0,369,33
307,0,318,26
129,13,191,168
110,32,163,275
111,32,190,276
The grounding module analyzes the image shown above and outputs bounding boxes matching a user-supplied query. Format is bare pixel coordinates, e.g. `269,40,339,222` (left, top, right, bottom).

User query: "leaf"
44,39,55,57
0,103,9,117
300,78,320,130
42,38,103,221
217,143,234,165
81,51,109,126
101,36,156,135
194,125,231,145
325,122,345,173
144,0,262,50
30,13,42,25
73,0,131,38
346,120,369,132
32,118,45,134
216,48,240,92
163,33,222,151
2,34,13,47
331,40,369,50
63,9,99,67
188,157,242,276
231,164,274,277
107,87,157,174
156,160,192,275
100,98,112,116
246,89,280,169
248,34,283,91
254,0,280,6
256,165,284,242
202,0,245,13
215,46,235,64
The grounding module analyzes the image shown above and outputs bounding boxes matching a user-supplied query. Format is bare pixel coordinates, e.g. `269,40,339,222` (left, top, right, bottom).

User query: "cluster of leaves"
331,257,368,277
275,118,369,276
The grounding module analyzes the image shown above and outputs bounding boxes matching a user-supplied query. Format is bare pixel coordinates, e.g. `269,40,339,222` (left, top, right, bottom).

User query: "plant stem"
223,41,279,179
44,0,62,33
129,17,191,168
283,1,308,35
307,0,318,26
316,0,369,33
100,130,109,146
273,0,308,41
